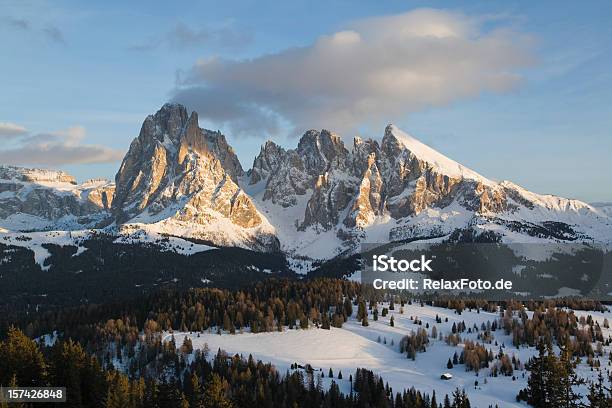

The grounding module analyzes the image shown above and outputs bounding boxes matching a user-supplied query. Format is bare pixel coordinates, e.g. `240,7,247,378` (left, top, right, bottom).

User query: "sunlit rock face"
0,165,115,230
249,123,610,254
2,103,609,256
111,103,277,251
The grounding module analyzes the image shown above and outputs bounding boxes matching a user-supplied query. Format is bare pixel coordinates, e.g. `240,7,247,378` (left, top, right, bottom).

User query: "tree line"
0,326,474,408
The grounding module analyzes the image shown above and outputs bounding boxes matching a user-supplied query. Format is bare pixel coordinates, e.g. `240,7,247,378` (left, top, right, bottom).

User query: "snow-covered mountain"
110,103,278,251
245,123,612,259
591,202,612,218
1,103,611,261
0,165,113,231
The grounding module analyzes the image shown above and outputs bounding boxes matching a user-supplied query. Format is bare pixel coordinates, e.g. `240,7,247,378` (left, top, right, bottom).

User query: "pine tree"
451,388,470,408
203,373,233,408
343,298,353,317
321,313,331,330
130,377,146,408
1,375,24,408
523,340,548,407
299,315,309,330
587,372,609,408
144,380,160,408
555,343,584,407
158,381,185,408
49,339,88,408
0,327,47,386
105,371,131,408
357,300,367,321
522,340,570,408
188,373,204,408
180,337,193,354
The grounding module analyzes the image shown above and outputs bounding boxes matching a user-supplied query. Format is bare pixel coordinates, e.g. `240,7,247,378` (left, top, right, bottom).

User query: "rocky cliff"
1,104,610,259
0,166,113,231
111,103,277,250
248,124,611,258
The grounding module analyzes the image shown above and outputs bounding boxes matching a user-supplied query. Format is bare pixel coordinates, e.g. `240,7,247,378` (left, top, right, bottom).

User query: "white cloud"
0,122,28,137
0,125,124,166
173,8,534,138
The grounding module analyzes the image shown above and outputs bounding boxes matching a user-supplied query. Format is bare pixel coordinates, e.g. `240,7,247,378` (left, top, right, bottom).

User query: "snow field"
166,303,611,407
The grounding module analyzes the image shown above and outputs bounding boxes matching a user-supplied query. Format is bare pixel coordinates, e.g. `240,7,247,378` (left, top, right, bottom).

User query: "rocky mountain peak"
146,103,189,144
111,103,275,250
297,129,348,166
249,140,285,185
202,128,244,181
176,110,244,181
0,165,78,184
294,130,349,181
3,105,609,258
382,124,491,184
381,124,403,154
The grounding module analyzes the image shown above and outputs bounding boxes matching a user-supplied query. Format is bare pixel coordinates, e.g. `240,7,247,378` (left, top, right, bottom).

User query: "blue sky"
1,0,611,202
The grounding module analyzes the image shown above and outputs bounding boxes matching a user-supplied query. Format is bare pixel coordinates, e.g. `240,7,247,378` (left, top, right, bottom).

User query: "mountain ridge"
1,103,610,267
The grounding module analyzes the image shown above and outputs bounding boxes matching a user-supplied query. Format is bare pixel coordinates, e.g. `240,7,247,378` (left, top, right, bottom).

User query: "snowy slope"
167,302,612,407
591,202,612,218
0,227,214,270
388,125,493,184
244,122,612,262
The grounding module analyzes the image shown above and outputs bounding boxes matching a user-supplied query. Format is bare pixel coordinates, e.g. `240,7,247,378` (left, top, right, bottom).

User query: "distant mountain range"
1,103,611,269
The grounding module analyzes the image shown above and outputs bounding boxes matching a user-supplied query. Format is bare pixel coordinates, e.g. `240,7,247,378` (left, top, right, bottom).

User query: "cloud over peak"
173,8,534,138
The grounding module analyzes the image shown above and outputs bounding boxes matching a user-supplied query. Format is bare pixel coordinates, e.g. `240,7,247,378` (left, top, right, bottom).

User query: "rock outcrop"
250,124,510,231
0,166,113,230
111,103,276,250
249,124,610,256
2,104,610,258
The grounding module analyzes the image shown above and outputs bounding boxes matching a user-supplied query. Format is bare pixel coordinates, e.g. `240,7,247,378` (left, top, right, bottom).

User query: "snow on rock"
386,125,493,184
0,165,114,232
110,104,278,252
2,105,611,264
591,202,612,218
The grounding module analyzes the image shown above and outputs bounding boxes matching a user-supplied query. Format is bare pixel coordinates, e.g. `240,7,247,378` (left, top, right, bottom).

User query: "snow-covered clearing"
165,303,612,407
